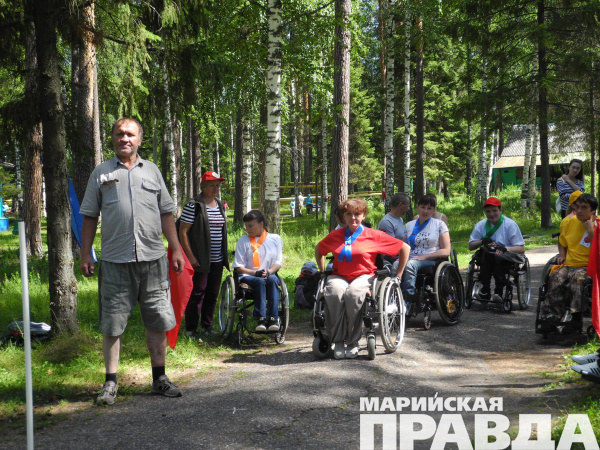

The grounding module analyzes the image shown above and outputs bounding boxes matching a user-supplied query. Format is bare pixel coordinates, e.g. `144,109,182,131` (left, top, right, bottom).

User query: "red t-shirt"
318,227,404,282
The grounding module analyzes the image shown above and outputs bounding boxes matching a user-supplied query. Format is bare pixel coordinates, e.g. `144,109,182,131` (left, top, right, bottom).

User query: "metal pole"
19,220,34,450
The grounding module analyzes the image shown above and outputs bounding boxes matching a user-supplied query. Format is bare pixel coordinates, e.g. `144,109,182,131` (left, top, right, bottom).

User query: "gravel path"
4,246,593,449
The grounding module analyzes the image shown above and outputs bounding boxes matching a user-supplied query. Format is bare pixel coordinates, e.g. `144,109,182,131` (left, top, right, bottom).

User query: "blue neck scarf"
407,218,431,249
337,225,365,262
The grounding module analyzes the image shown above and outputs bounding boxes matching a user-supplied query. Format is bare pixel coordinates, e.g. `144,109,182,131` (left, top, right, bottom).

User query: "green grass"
0,190,580,437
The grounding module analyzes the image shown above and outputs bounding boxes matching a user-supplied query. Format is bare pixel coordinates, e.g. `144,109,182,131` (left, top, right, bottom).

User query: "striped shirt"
180,202,224,263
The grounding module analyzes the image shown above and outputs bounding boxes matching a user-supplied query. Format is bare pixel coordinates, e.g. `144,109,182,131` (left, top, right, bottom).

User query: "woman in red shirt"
315,198,410,360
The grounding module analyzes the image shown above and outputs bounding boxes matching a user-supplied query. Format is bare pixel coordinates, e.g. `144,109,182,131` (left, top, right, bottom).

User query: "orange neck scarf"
251,229,268,267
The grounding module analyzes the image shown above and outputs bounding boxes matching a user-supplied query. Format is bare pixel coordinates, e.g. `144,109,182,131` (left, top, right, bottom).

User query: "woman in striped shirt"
178,171,229,339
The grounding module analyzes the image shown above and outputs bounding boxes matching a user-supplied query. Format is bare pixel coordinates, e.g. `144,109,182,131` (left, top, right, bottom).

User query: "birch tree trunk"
234,108,244,222
152,99,158,165
162,56,177,214
476,54,488,206
488,130,497,194
522,124,532,211
242,117,252,214
413,15,424,202
34,0,79,334
263,0,283,232
403,9,411,194
384,0,396,211
329,0,351,231
23,21,44,257
213,101,220,177
186,117,193,201
289,83,301,217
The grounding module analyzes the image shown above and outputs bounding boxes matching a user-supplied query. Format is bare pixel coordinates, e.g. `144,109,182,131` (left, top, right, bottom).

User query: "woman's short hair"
418,194,437,209
337,198,368,222
243,209,268,230
567,158,584,181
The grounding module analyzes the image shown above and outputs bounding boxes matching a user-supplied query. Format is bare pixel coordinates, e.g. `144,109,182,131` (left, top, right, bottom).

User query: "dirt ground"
2,245,596,449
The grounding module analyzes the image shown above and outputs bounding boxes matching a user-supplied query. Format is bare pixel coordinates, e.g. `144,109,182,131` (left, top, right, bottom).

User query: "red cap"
483,197,501,208
201,171,225,183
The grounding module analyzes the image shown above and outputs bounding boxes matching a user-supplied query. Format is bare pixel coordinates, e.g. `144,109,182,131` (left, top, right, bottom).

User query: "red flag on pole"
586,219,600,340
166,245,194,349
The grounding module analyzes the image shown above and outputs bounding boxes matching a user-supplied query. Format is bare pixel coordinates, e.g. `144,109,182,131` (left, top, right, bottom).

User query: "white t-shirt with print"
403,218,449,259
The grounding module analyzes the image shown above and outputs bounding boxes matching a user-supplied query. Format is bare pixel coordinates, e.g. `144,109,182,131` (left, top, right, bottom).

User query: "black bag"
294,261,319,309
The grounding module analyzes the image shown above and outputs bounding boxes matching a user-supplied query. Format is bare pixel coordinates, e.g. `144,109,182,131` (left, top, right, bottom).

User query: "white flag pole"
18,220,34,450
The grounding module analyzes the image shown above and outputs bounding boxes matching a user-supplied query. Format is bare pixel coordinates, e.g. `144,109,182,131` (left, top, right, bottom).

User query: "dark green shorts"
99,255,175,336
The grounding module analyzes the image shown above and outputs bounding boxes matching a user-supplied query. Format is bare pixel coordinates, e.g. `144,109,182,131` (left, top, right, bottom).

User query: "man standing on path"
80,118,185,405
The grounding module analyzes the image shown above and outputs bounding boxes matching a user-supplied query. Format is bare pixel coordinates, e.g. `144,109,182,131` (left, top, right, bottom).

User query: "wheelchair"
465,245,531,313
405,249,465,329
311,264,405,361
535,255,593,338
218,269,289,346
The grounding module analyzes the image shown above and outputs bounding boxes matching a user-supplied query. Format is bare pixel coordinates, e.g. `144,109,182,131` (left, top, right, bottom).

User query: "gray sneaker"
96,381,117,405
151,375,183,397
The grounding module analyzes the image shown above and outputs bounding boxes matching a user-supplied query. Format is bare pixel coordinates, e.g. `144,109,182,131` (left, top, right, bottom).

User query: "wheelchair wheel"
367,334,376,360
219,276,236,339
275,275,289,344
378,278,405,353
450,248,459,269
465,259,477,309
502,298,512,313
516,258,531,310
423,309,431,330
434,262,465,325
312,334,331,359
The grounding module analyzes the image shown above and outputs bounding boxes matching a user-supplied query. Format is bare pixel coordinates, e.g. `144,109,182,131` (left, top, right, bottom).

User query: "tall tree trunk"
465,48,473,196
522,124,532,211
234,107,244,222
152,99,158,164
213,101,220,177
162,56,177,215
321,100,328,222
528,121,537,210
186,117,193,201
174,120,183,214
590,71,597,197
289,83,301,217
488,130,497,193
303,92,312,190
379,0,386,177
192,94,202,197
403,9,411,194
23,21,44,257
71,2,97,204
34,0,78,334
384,0,396,211
329,0,351,231
242,116,252,215
476,51,489,206
538,0,552,228
413,16,424,202
264,0,283,233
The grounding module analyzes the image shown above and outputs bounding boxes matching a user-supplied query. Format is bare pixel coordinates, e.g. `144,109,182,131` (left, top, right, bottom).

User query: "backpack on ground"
294,261,319,309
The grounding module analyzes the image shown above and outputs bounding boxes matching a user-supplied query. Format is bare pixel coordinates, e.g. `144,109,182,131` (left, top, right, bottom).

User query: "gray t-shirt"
378,213,405,240
80,156,175,263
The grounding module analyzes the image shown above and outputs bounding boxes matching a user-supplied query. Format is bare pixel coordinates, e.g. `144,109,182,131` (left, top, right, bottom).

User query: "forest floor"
2,245,596,449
